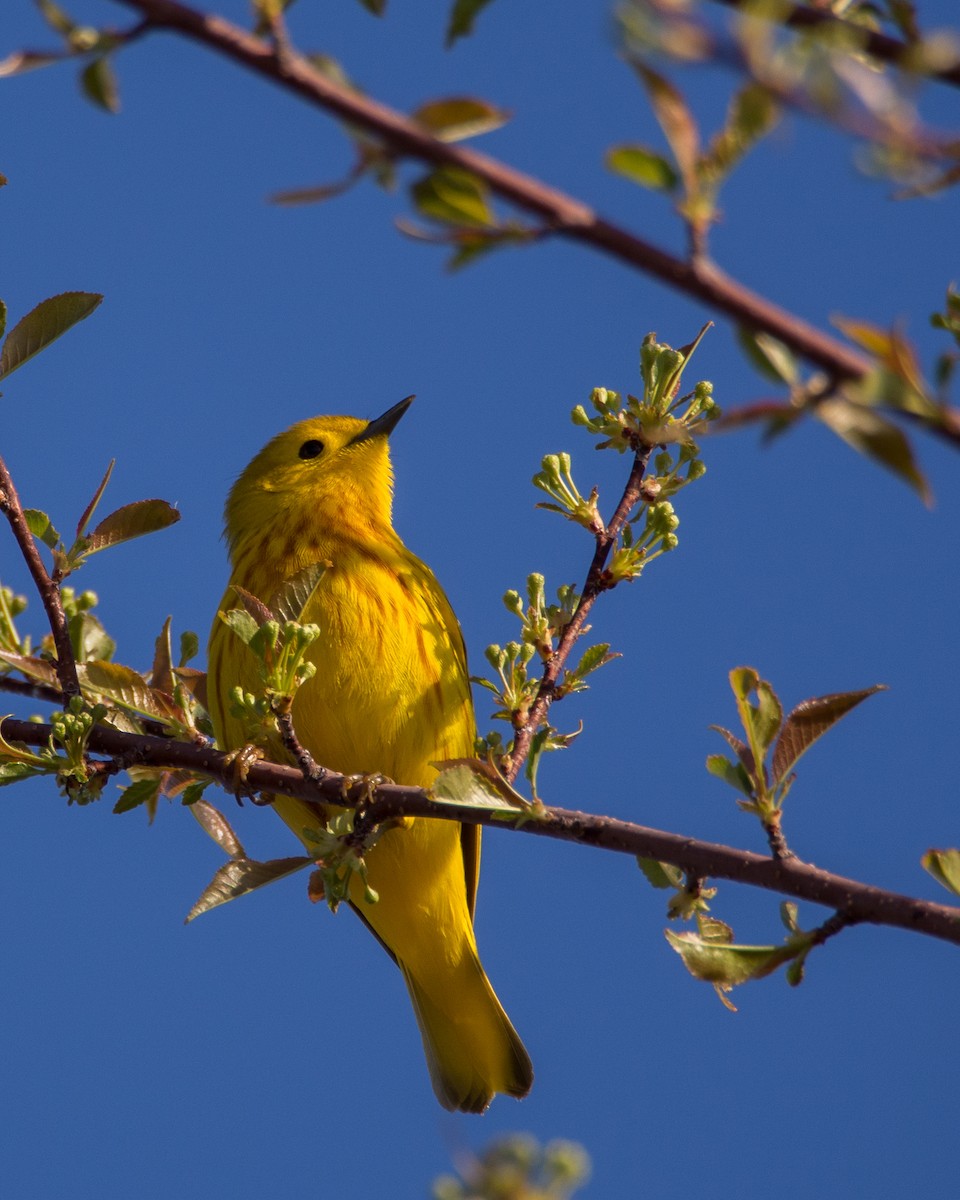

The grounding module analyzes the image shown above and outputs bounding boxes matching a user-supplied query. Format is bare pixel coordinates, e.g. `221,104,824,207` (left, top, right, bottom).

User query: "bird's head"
224,396,413,559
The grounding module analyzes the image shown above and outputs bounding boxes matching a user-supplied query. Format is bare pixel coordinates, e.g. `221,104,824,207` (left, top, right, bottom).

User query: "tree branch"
506,445,652,780
110,0,873,382
3,714,958,948
709,0,960,90
0,457,79,700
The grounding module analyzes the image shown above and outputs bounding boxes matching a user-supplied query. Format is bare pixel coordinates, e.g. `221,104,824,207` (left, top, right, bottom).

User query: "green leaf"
729,667,782,768
271,561,326,623
69,609,115,663
771,685,887,783
753,679,783,757
0,759,50,786
637,857,684,889
431,757,531,812
185,854,316,922
218,607,260,647
179,630,200,667
412,96,510,142
80,55,119,113
85,498,180,553
666,929,795,986
181,780,209,807
921,848,960,897
113,776,161,814
411,167,494,228
571,643,618,679
445,0,496,46
737,326,799,385
606,144,679,192
524,726,554,803
702,83,779,183
706,753,754,798
0,292,102,381
816,397,931,505
23,508,62,550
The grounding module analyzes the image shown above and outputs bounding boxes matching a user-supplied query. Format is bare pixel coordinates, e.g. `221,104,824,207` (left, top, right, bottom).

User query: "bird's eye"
298,439,324,460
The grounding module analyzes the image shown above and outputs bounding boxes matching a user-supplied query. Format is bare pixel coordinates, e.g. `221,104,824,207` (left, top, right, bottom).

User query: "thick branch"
4,715,958,947
0,457,79,700
112,0,871,382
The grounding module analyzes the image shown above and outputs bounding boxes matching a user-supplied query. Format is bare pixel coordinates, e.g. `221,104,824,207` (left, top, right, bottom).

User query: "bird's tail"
400,949,533,1114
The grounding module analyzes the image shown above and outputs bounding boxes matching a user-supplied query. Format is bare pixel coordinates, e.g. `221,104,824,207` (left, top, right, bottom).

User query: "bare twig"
0,457,79,700
2,713,958,947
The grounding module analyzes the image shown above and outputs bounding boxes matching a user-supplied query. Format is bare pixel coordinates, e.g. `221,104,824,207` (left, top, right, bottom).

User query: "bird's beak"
348,395,415,446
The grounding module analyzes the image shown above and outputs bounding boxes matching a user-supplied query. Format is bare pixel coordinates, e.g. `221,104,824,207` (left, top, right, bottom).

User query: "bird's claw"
222,743,266,803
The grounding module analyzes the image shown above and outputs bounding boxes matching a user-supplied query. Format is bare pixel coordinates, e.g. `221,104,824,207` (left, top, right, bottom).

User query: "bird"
206,396,533,1112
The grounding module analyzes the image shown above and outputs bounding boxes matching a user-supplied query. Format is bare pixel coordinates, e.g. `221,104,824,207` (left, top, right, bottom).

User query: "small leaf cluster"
49,694,109,803
608,57,780,248
478,575,616,729
641,667,886,1007
0,694,109,802
301,807,382,910
571,330,717,453
24,462,179,583
708,667,886,836
0,1,125,113
606,499,680,584
220,608,320,714
532,454,601,530
738,316,938,504
666,904,821,1012
433,1134,590,1200
219,566,326,735
637,858,715,922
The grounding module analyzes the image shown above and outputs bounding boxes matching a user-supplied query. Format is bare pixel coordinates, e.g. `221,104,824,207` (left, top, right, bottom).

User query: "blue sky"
2,1,959,1197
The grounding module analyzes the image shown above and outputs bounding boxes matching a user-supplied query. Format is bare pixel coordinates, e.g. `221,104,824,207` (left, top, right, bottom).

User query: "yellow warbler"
207,397,533,1112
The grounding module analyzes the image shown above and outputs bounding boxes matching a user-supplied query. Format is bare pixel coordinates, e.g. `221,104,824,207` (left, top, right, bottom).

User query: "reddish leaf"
772,685,887,783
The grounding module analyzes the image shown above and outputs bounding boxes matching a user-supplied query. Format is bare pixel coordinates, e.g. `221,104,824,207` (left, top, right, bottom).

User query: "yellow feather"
207,400,532,1112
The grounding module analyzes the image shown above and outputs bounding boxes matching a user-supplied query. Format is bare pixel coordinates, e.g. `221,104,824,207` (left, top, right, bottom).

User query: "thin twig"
808,909,859,947
506,446,652,781
274,706,326,782
0,457,79,700
3,713,958,947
